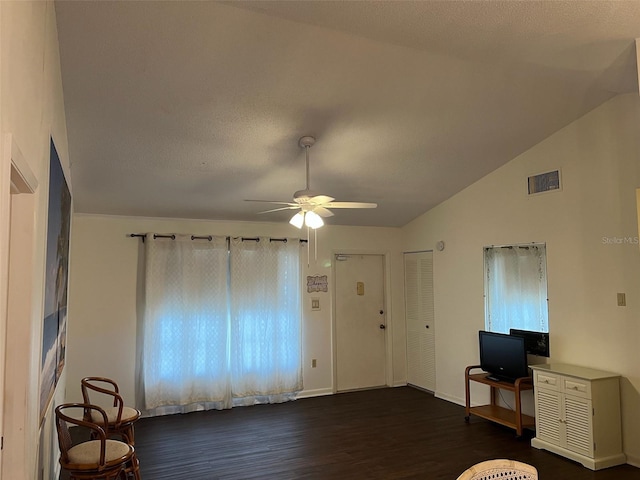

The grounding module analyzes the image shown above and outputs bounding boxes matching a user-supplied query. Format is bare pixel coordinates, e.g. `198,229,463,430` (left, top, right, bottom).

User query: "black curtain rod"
485,243,543,250
129,233,308,244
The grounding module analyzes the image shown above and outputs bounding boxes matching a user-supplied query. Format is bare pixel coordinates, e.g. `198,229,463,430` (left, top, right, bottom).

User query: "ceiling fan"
246,136,377,229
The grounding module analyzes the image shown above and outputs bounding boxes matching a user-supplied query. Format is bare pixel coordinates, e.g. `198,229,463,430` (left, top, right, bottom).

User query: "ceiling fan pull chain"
306,225,311,267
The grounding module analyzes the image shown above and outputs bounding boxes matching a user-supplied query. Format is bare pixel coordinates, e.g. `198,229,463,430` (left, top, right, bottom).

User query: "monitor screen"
478,330,529,382
509,328,550,357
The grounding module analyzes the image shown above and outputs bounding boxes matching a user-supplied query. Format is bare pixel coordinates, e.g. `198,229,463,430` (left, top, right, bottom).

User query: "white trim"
626,453,640,469
7,134,38,194
435,391,465,407
296,388,333,399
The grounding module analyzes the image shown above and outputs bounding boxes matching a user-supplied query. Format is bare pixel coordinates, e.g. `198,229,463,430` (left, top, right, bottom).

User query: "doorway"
334,254,387,392
2,135,38,480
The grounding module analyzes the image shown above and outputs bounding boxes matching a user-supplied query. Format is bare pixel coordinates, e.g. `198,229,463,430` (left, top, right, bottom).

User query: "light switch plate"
311,298,320,310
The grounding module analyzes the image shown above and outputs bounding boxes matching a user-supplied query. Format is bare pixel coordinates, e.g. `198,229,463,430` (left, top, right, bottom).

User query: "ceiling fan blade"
245,199,297,206
313,206,335,217
258,206,300,214
309,195,335,205
324,202,377,209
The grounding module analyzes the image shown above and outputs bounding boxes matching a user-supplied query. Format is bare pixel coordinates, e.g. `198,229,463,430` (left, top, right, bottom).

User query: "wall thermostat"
436,240,445,251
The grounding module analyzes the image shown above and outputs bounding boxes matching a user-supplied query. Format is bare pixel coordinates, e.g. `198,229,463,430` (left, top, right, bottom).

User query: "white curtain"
141,235,230,414
139,234,302,416
484,244,548,334
229,237,302,405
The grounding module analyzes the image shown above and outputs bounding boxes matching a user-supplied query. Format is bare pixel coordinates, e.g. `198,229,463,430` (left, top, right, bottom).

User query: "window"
484,244,549,334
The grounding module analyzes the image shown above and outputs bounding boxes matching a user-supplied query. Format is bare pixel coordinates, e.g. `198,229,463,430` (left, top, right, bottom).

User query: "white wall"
403,93,640,465
1,1,71,479
65,215,405,406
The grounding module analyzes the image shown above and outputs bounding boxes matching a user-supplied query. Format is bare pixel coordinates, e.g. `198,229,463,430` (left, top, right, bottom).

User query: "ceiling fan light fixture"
289,211,305,228
305,210,324,229
247,134,376,236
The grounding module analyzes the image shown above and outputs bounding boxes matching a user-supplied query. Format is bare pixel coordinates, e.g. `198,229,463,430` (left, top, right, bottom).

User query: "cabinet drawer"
564,378,590,398
535,371,559,390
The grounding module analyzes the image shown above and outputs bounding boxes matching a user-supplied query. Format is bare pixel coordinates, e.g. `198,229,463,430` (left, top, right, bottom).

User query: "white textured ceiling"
55,0,640,227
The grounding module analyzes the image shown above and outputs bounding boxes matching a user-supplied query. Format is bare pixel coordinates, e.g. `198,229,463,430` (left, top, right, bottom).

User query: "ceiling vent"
528,169,561,195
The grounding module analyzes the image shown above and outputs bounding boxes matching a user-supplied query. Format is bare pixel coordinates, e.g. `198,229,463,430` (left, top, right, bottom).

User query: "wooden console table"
465,365,534,436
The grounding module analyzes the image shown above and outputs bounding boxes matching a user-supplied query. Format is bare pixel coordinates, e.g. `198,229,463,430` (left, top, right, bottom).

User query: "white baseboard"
625,453,640,468
435,391,465,407
299,383,410,399
296,388,333,399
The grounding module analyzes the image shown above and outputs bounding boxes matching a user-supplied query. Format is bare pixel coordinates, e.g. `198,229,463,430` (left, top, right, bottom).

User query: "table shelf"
464,365,534,436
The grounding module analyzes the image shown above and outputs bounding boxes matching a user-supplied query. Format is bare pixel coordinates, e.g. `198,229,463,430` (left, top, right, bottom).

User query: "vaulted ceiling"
55,1,640,227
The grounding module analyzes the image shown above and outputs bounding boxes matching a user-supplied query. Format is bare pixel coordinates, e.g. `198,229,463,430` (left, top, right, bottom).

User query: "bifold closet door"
404,251,435,392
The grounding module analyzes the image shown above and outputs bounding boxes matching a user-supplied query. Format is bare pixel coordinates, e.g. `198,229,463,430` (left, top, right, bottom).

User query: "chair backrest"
81,376,124,408
55,403,110,467
456,459,538,480
82,376,126,426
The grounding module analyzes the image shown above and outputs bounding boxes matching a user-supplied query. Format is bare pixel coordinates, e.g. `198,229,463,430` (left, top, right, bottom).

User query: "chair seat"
67,439,132,466
90,406,140,424
456,459,538,480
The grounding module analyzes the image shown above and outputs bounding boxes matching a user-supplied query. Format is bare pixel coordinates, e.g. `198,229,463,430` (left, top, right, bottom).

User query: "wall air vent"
528,169,561,195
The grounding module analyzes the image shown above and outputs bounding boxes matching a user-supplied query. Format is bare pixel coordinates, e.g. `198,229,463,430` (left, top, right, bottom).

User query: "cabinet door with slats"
564,394,594,457
535,388,563,445
404,251,435,392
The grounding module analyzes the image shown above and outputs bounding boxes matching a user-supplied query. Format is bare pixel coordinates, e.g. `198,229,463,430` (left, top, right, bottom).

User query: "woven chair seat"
67,439,131,466
456,459,538,480
55,403,141,480
81,376,141,445
90,406,139,424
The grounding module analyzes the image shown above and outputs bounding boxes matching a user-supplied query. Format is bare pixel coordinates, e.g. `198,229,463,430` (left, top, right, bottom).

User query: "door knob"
379,310,384,315
379,324,386,330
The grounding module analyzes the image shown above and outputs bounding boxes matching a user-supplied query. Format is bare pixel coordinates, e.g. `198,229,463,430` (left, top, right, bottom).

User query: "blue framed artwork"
39,138,71,423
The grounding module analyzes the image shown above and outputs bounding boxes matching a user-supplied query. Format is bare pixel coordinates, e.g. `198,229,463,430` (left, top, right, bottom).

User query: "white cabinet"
531,364,626,470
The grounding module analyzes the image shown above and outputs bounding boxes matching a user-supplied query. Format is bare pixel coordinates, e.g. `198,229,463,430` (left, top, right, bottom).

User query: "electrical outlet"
312,359,317,368
617,293,626,306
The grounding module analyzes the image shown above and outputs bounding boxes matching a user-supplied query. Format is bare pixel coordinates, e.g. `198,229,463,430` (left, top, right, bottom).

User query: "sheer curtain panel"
141,235,230,415
229,237,302,406
139,234,302,416
484,244,549,334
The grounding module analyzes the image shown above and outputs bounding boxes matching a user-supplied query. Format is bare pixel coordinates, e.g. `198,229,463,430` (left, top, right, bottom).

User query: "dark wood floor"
61,387,640,479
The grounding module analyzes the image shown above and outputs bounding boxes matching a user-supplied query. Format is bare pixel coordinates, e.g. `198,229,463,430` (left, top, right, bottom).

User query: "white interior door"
405,251,436,392
335,254,386,392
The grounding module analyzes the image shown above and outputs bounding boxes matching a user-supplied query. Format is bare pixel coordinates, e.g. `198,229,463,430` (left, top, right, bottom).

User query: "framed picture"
306,275,328,293
39,138,71,423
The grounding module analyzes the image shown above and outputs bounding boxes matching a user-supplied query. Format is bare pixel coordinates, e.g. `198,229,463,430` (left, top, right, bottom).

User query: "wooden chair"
456,459,538,480
55,403,141,480
81,377,141,445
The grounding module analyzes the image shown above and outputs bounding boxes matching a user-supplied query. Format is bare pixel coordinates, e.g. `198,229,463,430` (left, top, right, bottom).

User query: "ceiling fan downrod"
298,136,315,192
